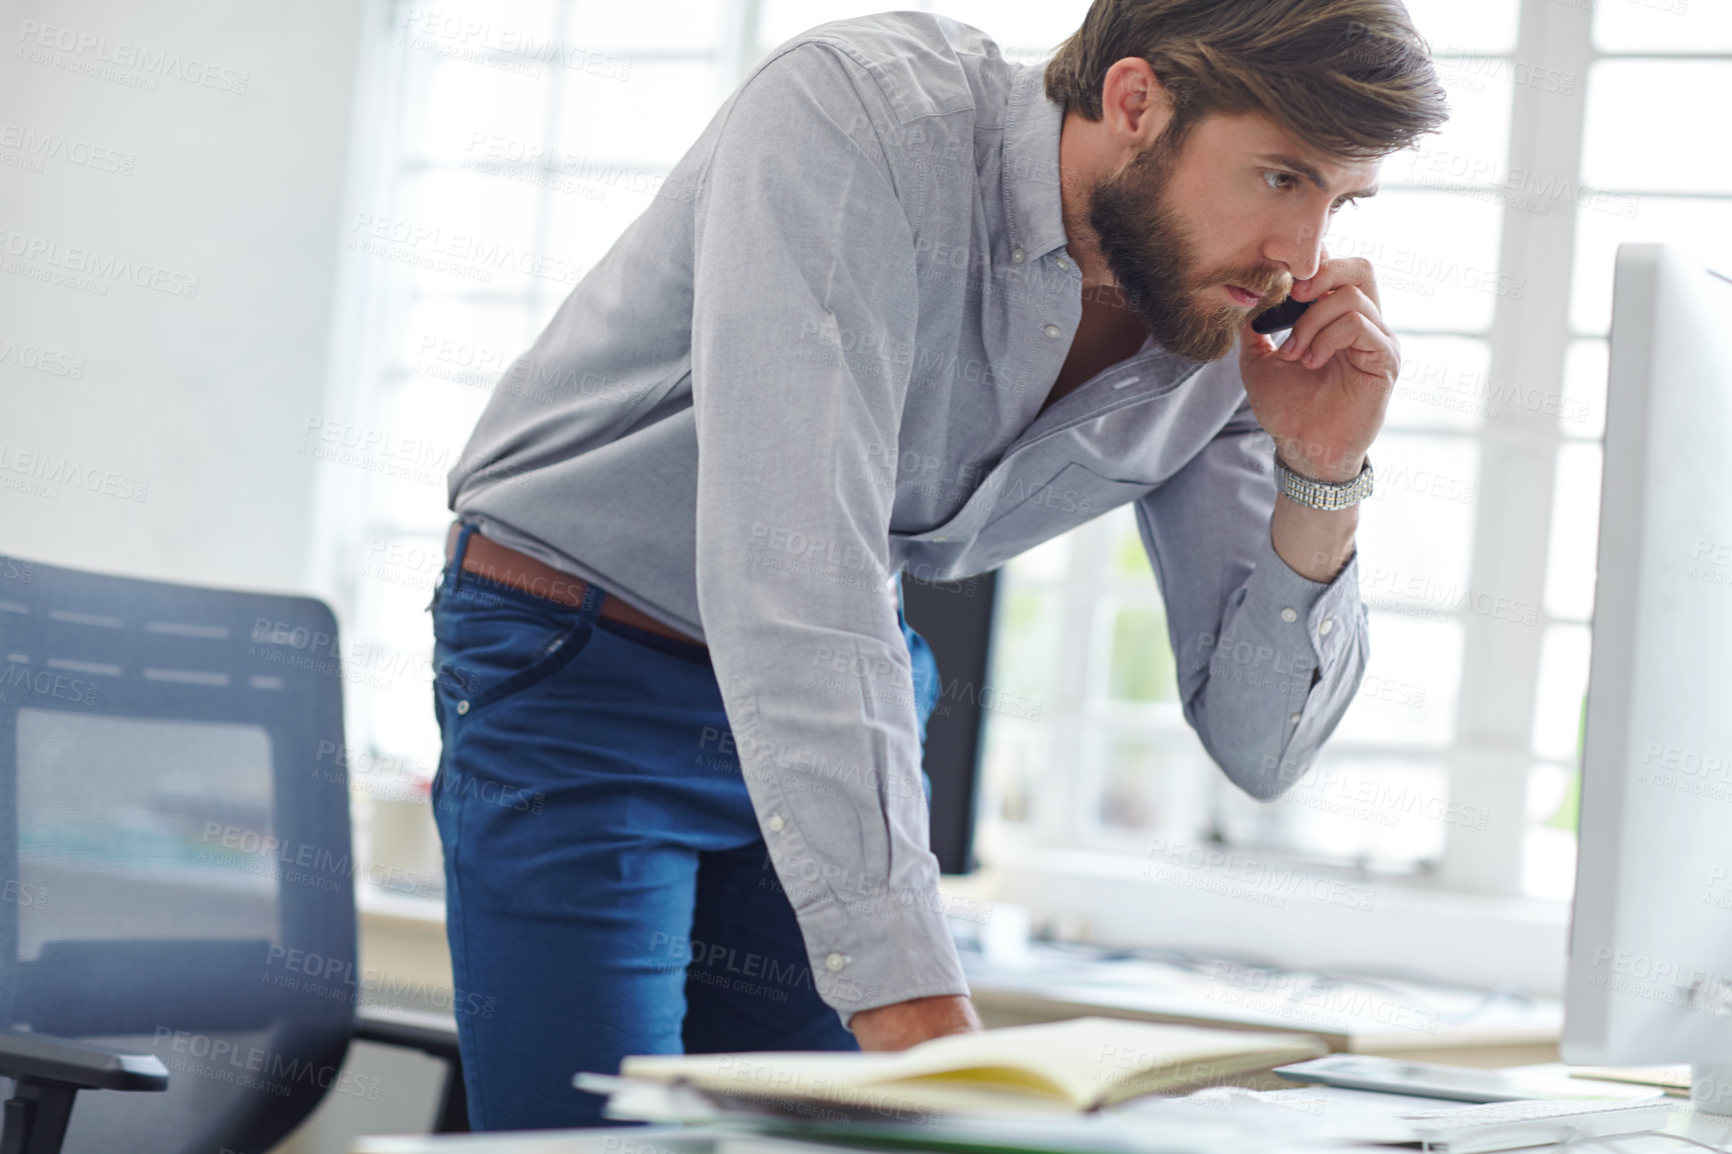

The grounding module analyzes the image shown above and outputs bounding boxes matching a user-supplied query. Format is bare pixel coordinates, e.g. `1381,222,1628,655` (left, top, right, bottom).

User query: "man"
430,0,1447,1129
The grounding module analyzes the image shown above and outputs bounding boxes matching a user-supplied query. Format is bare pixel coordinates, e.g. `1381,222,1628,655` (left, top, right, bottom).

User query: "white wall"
0,0,369,594
0,6,447,1146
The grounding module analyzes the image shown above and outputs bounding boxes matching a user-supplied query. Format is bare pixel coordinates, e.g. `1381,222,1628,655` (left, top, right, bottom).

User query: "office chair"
0,554,465,1154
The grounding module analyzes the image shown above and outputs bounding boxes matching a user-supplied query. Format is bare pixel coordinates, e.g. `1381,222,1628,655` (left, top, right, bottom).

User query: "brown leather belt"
445,522,703,646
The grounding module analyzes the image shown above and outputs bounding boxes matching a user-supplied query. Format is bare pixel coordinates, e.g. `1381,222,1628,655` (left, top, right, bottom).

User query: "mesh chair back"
0,554,356,1154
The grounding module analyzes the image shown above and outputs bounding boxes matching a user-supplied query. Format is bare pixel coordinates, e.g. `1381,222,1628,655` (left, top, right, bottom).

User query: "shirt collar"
1000,64,1071,265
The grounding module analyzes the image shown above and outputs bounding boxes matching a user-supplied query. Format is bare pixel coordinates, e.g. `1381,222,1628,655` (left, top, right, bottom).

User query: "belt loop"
445,521,479,596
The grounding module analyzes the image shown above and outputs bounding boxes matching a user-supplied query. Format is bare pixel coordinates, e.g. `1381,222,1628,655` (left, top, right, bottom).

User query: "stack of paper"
591,1017,1325,1120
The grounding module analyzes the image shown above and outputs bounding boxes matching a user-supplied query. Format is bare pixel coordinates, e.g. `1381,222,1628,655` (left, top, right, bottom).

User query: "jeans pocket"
434,589,597,714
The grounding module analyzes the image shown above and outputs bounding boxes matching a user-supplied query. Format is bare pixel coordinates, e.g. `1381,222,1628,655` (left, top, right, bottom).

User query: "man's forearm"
1271,492,1358,584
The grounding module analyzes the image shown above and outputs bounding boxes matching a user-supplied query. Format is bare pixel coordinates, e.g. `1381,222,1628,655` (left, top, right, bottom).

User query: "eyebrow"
1258,153,1380,201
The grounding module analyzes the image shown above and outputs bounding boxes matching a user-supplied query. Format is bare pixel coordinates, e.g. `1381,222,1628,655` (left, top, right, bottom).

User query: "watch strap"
1275,455,1374,510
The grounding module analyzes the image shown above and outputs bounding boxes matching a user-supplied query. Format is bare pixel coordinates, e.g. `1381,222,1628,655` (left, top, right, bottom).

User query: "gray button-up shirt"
448,12,1369,1023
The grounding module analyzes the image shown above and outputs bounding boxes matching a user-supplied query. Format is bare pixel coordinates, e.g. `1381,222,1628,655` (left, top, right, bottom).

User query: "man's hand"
1240,252,1398,583
850,995,981,1051
1240,252,1398,484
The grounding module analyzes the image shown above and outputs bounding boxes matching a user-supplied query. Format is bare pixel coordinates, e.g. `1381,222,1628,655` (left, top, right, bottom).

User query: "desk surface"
354,1128,702,1154
351,1098,1732,1154
350,946,1572,1152
961,942,1562,1061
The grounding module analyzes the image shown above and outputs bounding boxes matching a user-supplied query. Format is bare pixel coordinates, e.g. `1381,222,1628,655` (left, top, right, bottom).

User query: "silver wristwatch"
1275,455,1374,510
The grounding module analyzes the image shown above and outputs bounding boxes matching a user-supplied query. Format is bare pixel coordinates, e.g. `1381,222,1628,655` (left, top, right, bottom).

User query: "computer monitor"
1563,243,1732,1115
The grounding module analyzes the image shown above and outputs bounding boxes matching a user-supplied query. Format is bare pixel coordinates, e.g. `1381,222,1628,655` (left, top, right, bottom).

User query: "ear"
1100,58,1174,148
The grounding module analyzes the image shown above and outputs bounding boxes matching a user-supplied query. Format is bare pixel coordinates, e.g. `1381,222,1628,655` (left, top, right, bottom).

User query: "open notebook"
618,1017,1327,1116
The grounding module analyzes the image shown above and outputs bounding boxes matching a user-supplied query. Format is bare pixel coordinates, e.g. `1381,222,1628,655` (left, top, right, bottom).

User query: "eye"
1328,196,1362,216
1263,170,1298,192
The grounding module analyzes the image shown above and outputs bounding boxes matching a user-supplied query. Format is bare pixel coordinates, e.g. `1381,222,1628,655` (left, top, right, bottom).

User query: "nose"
1264,214,1328,284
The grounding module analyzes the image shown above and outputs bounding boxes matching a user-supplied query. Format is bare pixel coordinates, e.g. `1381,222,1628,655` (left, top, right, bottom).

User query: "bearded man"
430,0,1448,1130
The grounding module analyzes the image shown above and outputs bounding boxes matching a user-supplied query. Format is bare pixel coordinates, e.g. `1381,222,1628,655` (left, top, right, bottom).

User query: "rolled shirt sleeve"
689,43,968,1025
1136,396,1370,800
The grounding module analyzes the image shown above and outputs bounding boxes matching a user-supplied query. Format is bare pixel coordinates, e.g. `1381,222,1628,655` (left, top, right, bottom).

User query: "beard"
1087,130,1291,363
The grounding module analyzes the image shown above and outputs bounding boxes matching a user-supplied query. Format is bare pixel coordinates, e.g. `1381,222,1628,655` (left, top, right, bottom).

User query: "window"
318,0,1731,923
316,0,763,897
321,0,1092,899
987,0,1514,889
979,0,1732,908
1523,1,1732,899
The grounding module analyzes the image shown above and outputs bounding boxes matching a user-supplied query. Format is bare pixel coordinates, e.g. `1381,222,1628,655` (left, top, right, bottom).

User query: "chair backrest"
0,554,356,1154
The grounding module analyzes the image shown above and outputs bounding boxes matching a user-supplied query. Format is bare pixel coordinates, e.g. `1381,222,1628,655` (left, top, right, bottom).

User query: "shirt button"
1011,248,1026,264
1319,618,1334,636
1044,324,1063,339
1056,257,1071,271
766,814,785,833
825,953,848,973
1280,607,1298,623
456,700,470,715
1289,712,1303,725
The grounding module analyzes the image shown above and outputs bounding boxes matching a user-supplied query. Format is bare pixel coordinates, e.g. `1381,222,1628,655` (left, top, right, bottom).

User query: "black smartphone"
1251,294,1312,335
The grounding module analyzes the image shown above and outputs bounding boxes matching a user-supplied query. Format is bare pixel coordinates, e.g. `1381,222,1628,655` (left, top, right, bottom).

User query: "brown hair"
1045,0,1448,160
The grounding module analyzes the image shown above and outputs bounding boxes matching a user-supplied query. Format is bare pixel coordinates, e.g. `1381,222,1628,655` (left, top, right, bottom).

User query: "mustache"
1212,268,1293,305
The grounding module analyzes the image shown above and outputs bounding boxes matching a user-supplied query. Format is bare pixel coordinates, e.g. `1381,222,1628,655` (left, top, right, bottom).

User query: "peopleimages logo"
15,20,250,93
0,226,200,299
0,335,84,379
0,442,150,502
348,213,585,287
0,661,101,706
0,122,135,175
153,1028,380,1102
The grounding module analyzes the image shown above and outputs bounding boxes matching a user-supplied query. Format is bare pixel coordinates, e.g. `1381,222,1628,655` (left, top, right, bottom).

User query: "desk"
354,1127,701,1153
354,1128,704,1154
353,887,1562,1067
962,941,1563,1067
350,1104,1732,1154
343,912,1570,1149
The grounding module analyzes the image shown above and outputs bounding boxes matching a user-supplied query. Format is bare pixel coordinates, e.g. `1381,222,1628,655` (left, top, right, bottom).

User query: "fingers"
1299,311,1401,379
1277,284,1390,366
1239,318,1280,359
1292,254,1381,311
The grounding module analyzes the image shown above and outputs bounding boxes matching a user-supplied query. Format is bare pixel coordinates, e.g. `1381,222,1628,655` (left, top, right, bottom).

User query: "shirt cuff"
1210,529,1366,797
1249,525,1363,661
791,889,972,1029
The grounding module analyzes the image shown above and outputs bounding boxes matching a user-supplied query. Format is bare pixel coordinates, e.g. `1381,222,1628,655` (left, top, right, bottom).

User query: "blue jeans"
428,524,939,1130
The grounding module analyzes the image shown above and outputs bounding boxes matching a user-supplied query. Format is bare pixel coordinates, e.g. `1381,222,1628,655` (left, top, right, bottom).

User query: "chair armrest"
353,1005,459,1064
0,1032,167,1093
0,1032,167,1154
